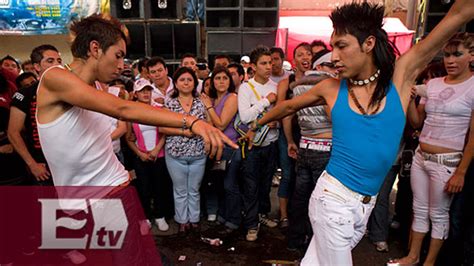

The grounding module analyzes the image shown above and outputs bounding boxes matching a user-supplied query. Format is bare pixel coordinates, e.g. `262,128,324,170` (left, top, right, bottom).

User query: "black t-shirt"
0,107,27,184
10,82,47,163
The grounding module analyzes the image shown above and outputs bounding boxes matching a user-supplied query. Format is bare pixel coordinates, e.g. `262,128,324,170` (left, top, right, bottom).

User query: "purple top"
214,93,239,143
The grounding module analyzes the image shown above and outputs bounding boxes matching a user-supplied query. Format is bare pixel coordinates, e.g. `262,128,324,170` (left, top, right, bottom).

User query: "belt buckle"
362,196,371,204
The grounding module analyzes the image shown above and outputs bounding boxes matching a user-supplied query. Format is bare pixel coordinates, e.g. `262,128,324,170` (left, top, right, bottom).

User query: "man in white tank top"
35,15,236,265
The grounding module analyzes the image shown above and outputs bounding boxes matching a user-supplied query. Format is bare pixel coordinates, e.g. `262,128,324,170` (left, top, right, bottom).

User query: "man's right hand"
287,141,298,159
29,162,51,181
266,93,277,104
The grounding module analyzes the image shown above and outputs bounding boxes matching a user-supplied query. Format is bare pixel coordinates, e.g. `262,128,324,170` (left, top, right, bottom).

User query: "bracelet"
206,106,214,111
182,114,188,130
189,119,201,133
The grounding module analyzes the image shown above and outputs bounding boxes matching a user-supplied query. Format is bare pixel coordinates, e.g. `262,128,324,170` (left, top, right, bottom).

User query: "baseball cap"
240,56,250,63
283,61,292,71
133,78,153,92
313,52,333,69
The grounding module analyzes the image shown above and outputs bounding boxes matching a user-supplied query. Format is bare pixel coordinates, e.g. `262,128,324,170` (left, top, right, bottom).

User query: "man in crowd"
21,60,36,75
310,40,328,55
238,46,279,242
270,47,290,84
214,54,231,68
15,72,37,90
146,56,173,105
1,55,20,76
8,44,62,185
227,62,245,93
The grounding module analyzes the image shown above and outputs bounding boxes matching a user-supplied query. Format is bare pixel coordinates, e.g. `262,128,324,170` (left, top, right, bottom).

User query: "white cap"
282,61,292,71
133,78,153,92
240,56,250,63
313,52,332,69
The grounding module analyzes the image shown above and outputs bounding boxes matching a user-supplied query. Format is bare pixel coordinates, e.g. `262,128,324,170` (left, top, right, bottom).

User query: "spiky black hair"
330,2,400,109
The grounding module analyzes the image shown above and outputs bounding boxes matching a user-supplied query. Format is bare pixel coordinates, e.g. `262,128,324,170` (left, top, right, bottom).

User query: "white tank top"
36,67,129,188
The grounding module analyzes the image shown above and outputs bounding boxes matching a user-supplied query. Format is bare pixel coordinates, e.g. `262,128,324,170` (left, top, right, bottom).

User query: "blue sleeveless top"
326,80,405,196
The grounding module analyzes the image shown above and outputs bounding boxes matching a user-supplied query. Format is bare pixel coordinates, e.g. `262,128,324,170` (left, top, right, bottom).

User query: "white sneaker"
139,219,152,235
207,214,217,222
64,250,87,265
259,214,278,228
374,241,389,252
155,218,169,231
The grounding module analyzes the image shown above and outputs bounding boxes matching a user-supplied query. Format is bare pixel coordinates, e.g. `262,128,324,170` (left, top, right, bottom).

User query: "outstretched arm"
394,0,474,98
257,78,334,126
40,68,237,159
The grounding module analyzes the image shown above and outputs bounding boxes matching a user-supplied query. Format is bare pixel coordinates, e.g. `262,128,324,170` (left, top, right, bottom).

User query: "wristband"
206,106,214,111
189,119,201,133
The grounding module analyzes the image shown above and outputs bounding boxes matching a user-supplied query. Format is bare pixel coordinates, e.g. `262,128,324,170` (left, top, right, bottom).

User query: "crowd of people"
0,1,473,265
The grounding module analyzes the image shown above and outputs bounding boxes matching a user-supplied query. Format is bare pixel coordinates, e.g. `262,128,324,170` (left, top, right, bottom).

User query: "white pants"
410,151,456,239
302,171,376,266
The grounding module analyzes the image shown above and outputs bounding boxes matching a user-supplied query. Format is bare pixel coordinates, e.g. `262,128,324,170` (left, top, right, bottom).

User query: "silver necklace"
349,69,380,86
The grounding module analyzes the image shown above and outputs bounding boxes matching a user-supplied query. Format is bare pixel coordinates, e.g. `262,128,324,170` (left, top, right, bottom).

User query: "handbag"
233,82,270,147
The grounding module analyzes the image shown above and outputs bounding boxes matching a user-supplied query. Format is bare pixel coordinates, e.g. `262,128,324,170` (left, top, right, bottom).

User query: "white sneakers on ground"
374,241,389,252
207,214,217,222
259,214,278,228
155,218,169,231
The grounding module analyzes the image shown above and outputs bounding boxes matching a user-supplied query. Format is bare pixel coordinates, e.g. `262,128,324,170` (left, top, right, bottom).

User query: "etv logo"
38,199,129,249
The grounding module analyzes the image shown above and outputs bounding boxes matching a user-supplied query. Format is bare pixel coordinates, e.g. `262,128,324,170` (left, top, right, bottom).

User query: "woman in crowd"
200,66,242,232
162,67,208,234
393,32,473,265
127,78,173,234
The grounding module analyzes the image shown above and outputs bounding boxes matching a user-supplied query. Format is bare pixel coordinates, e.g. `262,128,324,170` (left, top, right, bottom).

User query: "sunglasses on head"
320,62,335,68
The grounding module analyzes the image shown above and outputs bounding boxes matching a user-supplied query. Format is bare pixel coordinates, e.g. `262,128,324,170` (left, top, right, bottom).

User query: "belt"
299,137,332,152
418,149,462,167
323,171,375,204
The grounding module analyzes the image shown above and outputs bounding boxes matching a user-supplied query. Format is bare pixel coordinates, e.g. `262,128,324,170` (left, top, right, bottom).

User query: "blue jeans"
288,147,330,249
165,153,206,224
277,130,295,198
185,0,204,21
241,142,277,229
217,146,243,229
368,165,399,242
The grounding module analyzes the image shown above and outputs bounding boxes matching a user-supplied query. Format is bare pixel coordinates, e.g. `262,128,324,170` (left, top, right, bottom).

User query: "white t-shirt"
270,70,291,84
237,78,279,147
419,76,474,151
152,77,174,107
137,124,157,151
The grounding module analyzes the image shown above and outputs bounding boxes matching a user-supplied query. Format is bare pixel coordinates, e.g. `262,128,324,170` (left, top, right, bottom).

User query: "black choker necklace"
349,69,380,86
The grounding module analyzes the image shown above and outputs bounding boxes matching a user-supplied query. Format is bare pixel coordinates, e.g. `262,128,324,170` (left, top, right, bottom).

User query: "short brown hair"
70,14,128,60
445,32,473,53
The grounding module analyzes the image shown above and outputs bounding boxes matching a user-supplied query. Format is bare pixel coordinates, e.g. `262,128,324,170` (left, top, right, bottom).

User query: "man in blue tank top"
247,1,474,265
